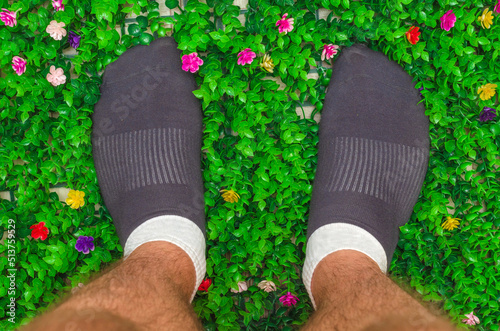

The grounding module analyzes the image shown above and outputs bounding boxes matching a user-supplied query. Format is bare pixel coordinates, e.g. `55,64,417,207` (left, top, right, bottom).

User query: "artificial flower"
30,222,49,241
478,107,497,122
260,53,275,73
495,0,500,14
405,26,420,45
181,52,203,73
71,283,84,294
477,83,497,100
68,31,82,49
198,278,212,292
279,292,299,307
1,8,17,27
276,13,294,34
321,44,339,61
75,236,95,254
440,10,456,31
65,189,85,209
257,280,277,292
220,189,240,203
46,20,67,40
237,48,256,66
52,0,64,12
12,56,26,76
441,216,460,231
478,8,493,29
462,312,480,326
230,281,248,293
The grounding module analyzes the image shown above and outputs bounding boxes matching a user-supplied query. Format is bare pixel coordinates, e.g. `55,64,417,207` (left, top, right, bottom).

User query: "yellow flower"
477,83,497,100
478,8,493,29
66,189,85,209
220,189,240,203
260,54,275,73
441,216,460,231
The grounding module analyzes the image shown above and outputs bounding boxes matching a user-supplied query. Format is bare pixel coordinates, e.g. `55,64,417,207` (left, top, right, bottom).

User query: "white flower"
46,20,67,40
258,280,276,292
230,281,248,293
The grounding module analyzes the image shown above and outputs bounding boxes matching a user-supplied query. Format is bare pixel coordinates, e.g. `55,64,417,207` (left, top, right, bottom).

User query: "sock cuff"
302,222,387,309
123,215,206,302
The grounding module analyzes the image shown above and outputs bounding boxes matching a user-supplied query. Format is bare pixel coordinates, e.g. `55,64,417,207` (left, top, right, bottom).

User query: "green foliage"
1,0,500,330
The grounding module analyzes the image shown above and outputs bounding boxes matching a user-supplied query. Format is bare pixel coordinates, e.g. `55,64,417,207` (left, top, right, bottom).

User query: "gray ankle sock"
91,36,205,251
303,44,429,307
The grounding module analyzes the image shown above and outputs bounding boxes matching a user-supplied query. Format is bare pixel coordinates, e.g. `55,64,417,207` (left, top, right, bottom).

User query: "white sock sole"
303,222,387,309
123,215,206,302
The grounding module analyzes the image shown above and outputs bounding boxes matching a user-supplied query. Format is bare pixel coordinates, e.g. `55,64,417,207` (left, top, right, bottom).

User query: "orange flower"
406,26,421,45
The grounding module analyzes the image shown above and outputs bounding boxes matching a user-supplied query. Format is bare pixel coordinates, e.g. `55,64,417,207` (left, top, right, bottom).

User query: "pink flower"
52,0,64,12
495,0,500,13
321,44,340,61
257,280,277,292
279,292,299,307
46,65,66,86
237,48,256,66
230,281,248,293
1,8,17,27
276,13,294,34
12,56,26,76
181,52,203,73
440,10,456,31
46,20,67,40
462,312,480,326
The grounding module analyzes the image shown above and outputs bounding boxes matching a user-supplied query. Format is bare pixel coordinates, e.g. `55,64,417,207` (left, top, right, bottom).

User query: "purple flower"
68,31,82,49
478,107,497,122
75,236,95,254
279,292,299,307
495,0,500,14
418,87,424,96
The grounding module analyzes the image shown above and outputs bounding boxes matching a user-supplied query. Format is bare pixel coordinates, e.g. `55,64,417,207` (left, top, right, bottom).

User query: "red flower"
29,222,49,241
406,26,420,45
198,278,212,292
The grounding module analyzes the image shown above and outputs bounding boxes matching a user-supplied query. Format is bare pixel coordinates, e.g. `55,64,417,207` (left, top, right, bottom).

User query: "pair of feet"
91,37,429,304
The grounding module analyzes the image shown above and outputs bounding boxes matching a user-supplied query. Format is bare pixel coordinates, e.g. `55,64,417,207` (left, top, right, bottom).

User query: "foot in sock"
91,37,205,300
303,44,430,307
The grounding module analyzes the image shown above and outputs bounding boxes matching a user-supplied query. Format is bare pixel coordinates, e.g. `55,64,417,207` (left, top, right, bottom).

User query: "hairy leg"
21,241,203,331
302,250,457,331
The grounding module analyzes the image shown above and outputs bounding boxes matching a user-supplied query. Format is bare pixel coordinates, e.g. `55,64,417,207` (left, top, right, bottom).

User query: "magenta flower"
12,56,26,76
237,48,256,66
1,8,17,27
46,65,67,86
478,107,497,122
321,44,340,61
461,312,480,326
181,52,203,73
75,236,95,254
52,0,64,12
276,13,294,34
495,0,500,14
279,292,299,307
440,10,456,31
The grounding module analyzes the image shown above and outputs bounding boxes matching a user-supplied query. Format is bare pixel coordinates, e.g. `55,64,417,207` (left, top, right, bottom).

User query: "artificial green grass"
1,0,499,330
